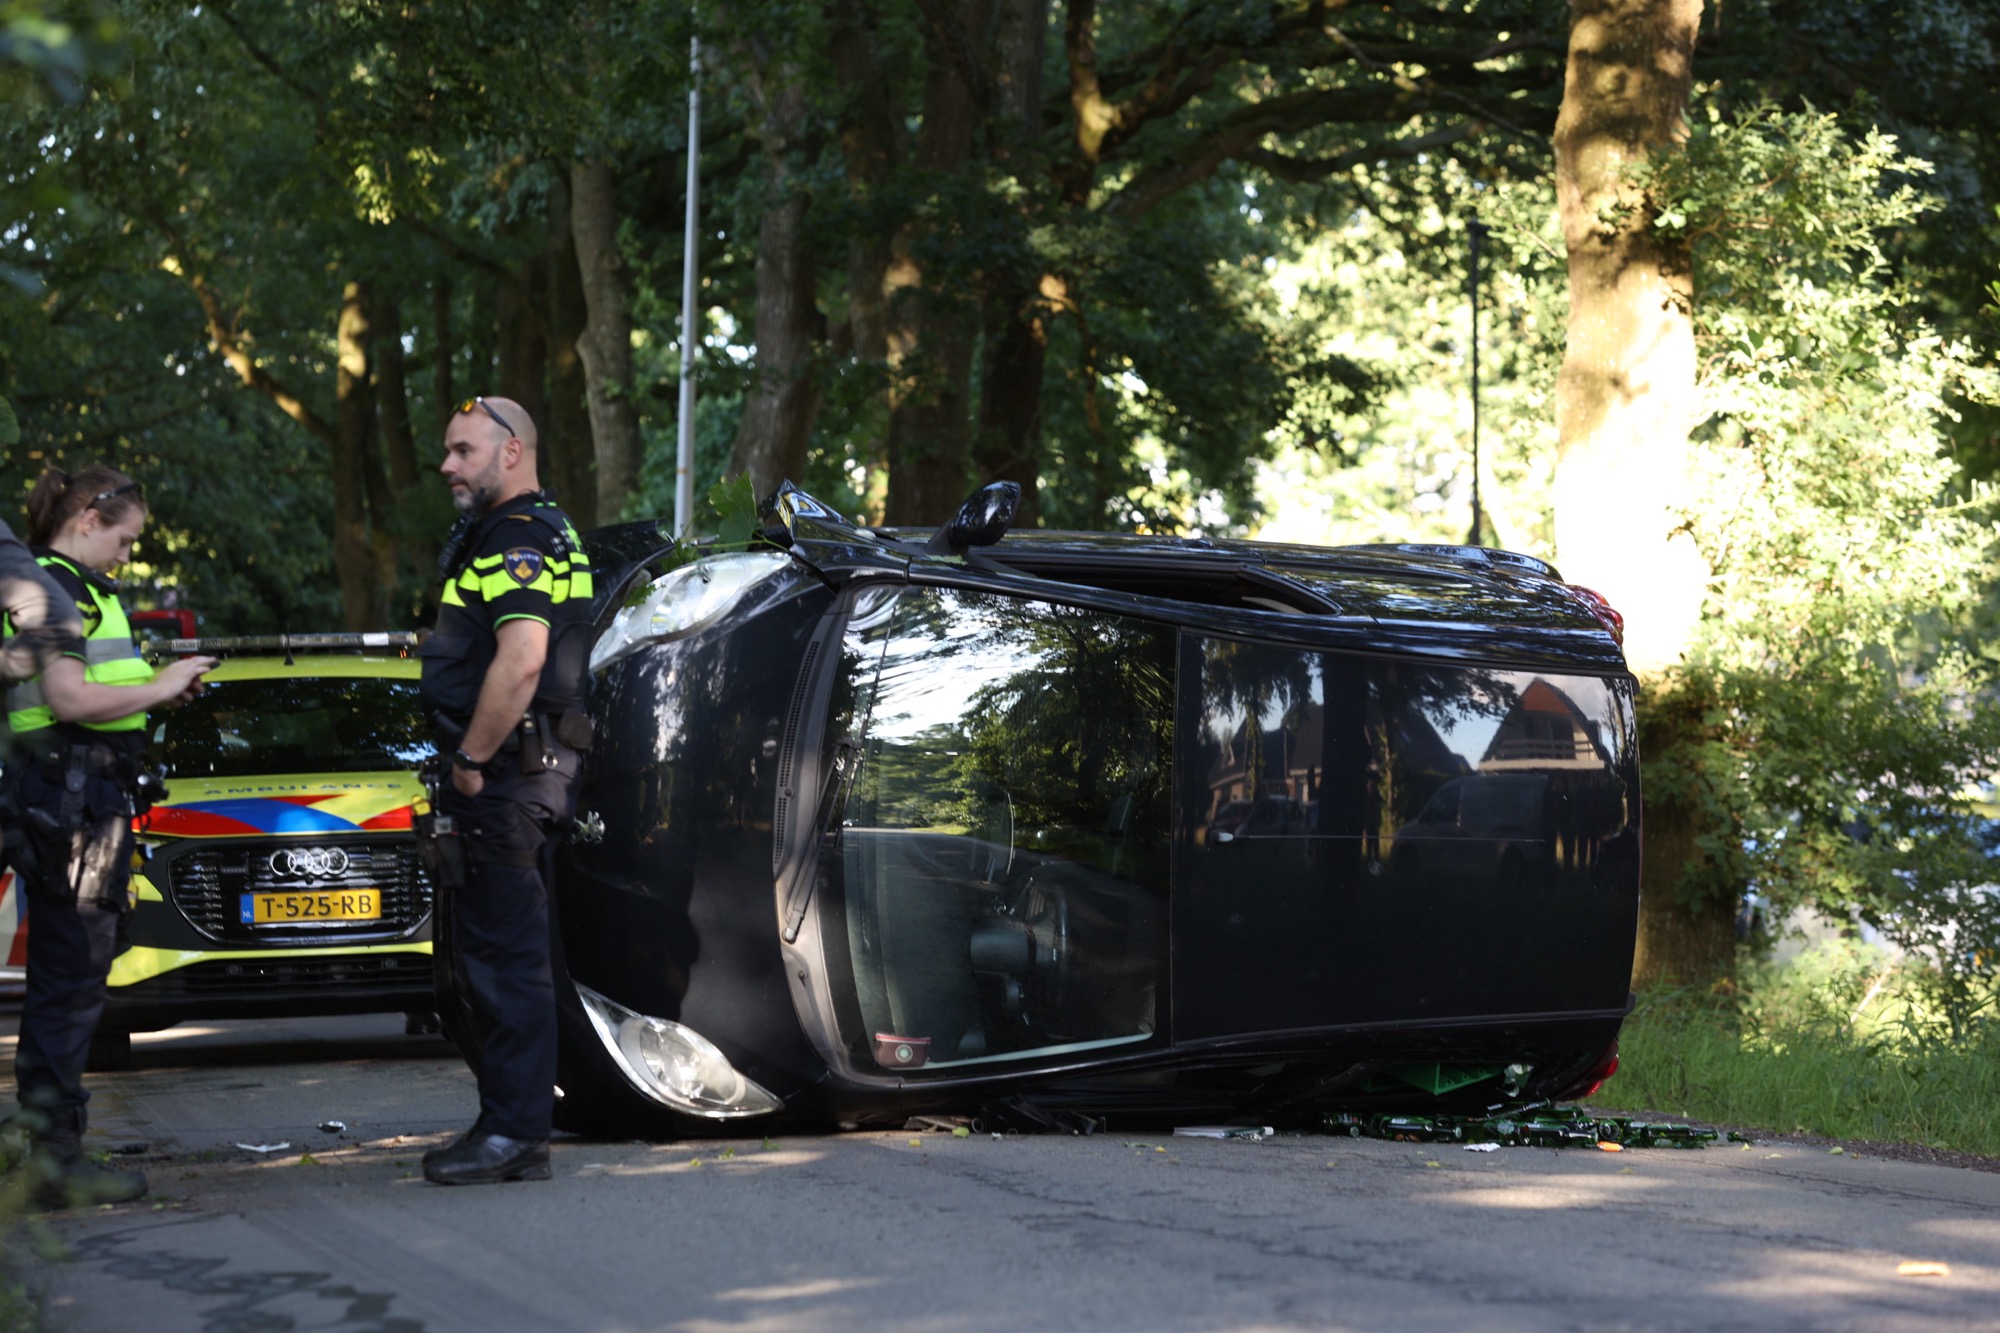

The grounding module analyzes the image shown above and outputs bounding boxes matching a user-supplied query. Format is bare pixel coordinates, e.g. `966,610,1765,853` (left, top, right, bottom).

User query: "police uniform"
1,543,152,1142
420,491,594,1142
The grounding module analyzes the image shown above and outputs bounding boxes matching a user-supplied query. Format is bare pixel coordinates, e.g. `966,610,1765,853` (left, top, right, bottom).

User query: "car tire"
85,1027,132,1072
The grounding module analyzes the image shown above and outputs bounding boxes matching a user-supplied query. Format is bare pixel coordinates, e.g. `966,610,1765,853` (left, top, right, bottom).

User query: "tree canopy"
5,0,2000,986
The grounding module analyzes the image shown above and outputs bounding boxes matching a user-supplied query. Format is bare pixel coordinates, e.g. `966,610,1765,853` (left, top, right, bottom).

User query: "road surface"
5,1010,1998,1332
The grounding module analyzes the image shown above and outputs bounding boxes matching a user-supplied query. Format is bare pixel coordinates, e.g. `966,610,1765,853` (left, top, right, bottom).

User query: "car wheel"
85,1027,132,1072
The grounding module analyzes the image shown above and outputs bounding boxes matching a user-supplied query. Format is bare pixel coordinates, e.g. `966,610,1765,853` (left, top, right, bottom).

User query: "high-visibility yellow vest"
3,554,153,734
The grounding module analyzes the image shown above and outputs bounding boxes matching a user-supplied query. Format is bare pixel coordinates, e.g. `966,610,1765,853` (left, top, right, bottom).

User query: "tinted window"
1181,638,1639,1034
824,588,1172,1074
153,676,433,778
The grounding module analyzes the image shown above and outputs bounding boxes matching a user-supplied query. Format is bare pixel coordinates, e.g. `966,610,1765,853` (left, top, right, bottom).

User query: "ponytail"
25,463,145,546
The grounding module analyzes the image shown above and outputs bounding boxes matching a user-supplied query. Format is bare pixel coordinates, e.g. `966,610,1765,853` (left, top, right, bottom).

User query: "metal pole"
674,33,701,537
1466,216,1489,548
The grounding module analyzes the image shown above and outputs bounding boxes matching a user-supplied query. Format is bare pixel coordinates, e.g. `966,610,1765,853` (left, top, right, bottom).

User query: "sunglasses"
457,396,518,438
88,481,144,510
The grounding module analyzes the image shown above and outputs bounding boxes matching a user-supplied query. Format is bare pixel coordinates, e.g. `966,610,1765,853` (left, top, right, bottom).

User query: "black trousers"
439,749,578,1140
15,892,121,1114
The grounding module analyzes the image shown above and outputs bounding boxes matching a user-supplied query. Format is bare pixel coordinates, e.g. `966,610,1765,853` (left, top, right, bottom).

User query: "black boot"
26,1104,147,1210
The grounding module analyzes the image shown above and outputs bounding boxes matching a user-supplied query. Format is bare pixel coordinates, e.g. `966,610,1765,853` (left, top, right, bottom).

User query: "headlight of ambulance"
590,552,792,674
575,982,782,1118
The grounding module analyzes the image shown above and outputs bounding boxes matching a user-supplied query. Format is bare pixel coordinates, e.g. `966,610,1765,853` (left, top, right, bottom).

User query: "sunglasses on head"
88,481,143,510
457,396,517,437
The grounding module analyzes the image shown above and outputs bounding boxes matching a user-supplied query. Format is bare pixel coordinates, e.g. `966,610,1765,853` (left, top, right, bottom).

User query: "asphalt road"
5,1008,1999,1333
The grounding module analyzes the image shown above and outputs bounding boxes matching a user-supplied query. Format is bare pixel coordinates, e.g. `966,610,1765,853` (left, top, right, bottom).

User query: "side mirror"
925,481,1021,554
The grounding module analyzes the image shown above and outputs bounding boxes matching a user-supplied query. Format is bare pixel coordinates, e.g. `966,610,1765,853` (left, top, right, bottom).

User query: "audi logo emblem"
269,847,352,879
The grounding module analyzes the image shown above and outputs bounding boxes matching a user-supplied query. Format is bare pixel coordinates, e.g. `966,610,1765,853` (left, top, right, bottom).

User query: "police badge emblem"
503,547,545,584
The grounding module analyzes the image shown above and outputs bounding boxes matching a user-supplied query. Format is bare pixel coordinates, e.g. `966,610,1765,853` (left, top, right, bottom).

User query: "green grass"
1590,938,2000,1157
0,1127,47,1331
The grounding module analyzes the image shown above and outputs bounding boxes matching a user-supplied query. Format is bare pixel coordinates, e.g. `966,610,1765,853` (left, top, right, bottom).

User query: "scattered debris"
980,1098,1104,1136
1323,1104,1719,1150
110,1142,149,1155
1463,1142,1499,1153
235,1142,291,1155
1897,1261,1950,1278
1173,1125,1274,1140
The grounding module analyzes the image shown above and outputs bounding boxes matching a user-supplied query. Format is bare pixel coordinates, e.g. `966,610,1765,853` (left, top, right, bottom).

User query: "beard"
452,456,504,513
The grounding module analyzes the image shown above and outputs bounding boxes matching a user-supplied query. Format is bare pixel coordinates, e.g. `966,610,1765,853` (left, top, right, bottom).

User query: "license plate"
240,889,382,925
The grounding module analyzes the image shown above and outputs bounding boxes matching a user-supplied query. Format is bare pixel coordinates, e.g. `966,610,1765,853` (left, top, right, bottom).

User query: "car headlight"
575,982,782,1118
590,552,792,674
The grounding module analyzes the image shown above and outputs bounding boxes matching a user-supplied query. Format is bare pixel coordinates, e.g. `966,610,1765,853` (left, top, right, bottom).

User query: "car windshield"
152,674,433,778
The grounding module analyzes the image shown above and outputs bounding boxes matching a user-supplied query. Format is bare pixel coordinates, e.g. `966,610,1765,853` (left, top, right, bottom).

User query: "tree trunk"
469,272,497,397
430,273,454,440
370,289,421,623
1630,674,1743,987
333,281,378,631
881,0,989,526
495,253,548,435
572,159,640,524
1552,0,1706,677
1553,0,1726,988
727,56,824,504
1630,789,1740,988
372,291,419,497
973,0,1050,524
545,171,598,529
829,0,907,522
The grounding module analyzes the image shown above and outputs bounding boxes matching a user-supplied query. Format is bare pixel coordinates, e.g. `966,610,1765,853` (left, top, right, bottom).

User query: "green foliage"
1,0,124,108
1632,101,2000,977
1251,162,1568,551
1594,939,2000,1155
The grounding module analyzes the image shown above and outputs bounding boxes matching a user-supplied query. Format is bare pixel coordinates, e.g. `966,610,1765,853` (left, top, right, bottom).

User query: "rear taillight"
1563,1041,1621,1100
1565,585,1624,645
1577,1050,1620,1100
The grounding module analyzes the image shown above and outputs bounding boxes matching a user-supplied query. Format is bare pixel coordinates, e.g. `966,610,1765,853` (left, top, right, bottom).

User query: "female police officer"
4,464,213,1208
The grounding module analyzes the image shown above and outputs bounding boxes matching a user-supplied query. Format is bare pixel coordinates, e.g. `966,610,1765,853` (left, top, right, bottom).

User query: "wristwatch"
451,748,485,772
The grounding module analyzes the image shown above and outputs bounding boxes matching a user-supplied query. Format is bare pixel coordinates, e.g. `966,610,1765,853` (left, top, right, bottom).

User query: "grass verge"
1,1128,46,1332
1589,938,2000,1157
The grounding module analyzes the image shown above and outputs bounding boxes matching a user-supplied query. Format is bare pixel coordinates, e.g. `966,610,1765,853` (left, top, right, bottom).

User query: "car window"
1184,636,1640,1033
153,676,433,778
823,587,1172,1074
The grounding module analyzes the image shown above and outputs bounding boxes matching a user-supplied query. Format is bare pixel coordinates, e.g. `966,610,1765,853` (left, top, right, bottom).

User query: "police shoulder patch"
503,547,546,584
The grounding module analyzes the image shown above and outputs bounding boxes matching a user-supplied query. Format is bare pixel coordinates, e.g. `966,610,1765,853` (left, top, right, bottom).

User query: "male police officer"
419,396,593,1185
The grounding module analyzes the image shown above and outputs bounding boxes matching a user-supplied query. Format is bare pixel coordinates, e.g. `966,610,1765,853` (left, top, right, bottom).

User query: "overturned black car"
436,483,1640,1136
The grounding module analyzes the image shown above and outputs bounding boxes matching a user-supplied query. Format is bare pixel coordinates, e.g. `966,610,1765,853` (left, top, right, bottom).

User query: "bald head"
442,394,543,514
480,396,538,455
